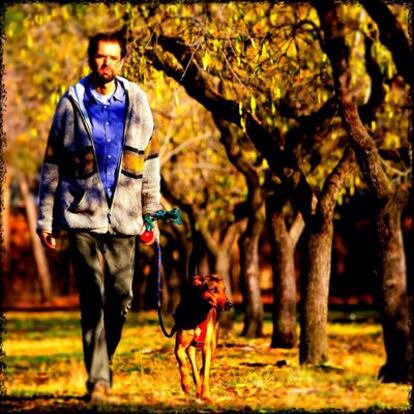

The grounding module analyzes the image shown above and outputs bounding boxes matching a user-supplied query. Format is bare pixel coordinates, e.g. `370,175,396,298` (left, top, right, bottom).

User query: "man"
37,31,160,402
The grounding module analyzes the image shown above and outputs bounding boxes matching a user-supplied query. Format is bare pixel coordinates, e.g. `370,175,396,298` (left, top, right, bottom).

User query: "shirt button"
108,155,112,158
108,172,112,176
107,139,111,143
104,106,108,109
105,121,109,125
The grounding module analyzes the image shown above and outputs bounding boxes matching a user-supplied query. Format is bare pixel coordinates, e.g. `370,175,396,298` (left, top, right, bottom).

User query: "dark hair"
87,31,127,60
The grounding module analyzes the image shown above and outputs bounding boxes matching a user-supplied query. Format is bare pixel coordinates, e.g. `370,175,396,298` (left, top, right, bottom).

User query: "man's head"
88,31,127,84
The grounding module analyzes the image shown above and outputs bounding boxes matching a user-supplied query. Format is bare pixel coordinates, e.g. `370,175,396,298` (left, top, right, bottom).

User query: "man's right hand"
40,232,57,251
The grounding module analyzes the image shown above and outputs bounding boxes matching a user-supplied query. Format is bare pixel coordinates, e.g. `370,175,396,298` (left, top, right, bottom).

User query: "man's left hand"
139,223,159,245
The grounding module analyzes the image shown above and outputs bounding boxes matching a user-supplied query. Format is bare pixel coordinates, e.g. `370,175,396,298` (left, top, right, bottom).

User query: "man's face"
90,40,123,84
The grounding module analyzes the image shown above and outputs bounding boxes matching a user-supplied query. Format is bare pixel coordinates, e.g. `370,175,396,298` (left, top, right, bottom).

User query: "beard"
94,67,116,84
96,73,116,84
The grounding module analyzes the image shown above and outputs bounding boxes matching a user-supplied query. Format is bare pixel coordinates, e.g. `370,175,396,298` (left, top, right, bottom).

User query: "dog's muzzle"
224,301,232,311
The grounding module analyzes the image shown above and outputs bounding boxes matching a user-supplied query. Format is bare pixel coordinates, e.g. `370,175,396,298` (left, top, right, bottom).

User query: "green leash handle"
143,208,182,231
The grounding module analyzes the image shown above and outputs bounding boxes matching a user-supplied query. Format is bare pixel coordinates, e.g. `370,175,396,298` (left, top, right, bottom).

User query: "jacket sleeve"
36,96,67,235
139,88,161,215
142,129,161,215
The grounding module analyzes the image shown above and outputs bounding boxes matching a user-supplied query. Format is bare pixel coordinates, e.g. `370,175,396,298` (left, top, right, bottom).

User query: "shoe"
89,381,110,403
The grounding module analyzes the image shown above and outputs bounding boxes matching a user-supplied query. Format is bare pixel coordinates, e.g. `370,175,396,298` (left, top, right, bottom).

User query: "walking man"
37,31,160,402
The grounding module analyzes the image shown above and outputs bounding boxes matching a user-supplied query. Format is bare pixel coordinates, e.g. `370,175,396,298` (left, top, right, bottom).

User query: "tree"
312,0,412,382
214,117,265,337
137,6,352,357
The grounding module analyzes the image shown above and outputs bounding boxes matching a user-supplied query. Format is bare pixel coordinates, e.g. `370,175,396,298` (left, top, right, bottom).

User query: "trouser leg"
69,231,136,391
102,235,136,361
69,231,108,391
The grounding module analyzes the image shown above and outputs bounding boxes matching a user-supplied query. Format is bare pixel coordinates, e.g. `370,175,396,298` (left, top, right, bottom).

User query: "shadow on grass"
1,395,410,414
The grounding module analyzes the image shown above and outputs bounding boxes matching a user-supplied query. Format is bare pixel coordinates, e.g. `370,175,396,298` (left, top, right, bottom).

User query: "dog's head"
192,274,232,311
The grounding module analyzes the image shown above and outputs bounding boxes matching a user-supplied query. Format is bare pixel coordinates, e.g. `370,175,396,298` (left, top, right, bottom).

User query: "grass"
1,310,411,413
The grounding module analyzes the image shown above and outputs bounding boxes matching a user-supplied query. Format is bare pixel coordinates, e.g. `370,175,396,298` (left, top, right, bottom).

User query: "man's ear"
192,275,204,288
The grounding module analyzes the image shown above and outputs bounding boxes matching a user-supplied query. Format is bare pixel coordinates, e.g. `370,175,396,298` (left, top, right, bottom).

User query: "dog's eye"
211,288,218,293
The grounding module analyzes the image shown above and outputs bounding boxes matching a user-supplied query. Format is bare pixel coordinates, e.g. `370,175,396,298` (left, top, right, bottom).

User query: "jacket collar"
68,74,131,133
84,78,126,104
69,73,131,105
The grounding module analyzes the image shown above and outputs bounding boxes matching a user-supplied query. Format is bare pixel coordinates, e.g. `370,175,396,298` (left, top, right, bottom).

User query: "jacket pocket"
67,189,92,214
121,146,144,179
63,146,96,179
111,173,143,234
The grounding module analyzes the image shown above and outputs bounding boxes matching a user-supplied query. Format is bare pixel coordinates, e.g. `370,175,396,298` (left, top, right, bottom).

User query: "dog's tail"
157,307,176,338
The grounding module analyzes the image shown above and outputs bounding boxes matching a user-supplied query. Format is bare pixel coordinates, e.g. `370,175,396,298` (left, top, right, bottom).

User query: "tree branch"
213,116,261,194
358,33,386,122
319,145,357,216
289,212,305,246
312,0,393,199
360,0,413,87
146,35,284,173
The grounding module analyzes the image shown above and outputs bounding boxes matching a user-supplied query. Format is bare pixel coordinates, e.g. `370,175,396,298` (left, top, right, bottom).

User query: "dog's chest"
192,308,218,348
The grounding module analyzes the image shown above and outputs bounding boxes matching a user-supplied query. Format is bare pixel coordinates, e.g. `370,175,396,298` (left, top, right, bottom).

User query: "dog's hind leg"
175,333,192,395
186,345,202,397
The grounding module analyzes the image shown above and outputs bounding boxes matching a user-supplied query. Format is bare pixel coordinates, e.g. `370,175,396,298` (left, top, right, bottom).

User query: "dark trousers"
69,231,136,391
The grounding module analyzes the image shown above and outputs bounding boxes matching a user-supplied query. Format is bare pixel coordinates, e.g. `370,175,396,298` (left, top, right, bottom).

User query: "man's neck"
91,77,116,96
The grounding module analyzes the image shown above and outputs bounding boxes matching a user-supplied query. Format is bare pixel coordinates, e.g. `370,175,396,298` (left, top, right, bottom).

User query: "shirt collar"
112,80,125,102
84,79,125,104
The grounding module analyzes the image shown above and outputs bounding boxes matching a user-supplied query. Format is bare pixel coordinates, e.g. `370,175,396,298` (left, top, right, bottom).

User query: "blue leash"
155,238,162,308
144,209,182,338
155,238,176,338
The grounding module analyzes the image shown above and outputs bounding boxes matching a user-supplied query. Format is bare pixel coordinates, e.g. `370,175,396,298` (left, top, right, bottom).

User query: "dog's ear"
192,275,204,288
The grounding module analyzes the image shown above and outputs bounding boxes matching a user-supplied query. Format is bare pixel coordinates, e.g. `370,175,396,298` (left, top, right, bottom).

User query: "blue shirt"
84,80,127,202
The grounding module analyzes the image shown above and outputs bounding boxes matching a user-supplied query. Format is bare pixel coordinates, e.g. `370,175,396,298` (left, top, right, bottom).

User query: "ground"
1,310,411,413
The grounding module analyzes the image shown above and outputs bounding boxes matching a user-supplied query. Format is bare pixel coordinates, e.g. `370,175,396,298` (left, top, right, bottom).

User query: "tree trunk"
299,147,356,365
299,216,332,364
312,0,411,381
267,203,301,348
1,170,11,275
375,195,412,383
19,175,53,302
215,246,235,330
189,233,211,276
213,116,265,338
239,215,264,338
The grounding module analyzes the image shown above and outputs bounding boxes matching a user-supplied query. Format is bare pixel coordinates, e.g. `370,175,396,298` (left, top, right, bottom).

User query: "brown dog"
172,274,232,401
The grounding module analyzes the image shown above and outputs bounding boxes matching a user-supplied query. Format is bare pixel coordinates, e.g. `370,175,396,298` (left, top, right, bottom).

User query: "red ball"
139,230,154,243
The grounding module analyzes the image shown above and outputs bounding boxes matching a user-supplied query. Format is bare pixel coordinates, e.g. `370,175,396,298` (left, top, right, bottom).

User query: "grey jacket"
37,74,161,236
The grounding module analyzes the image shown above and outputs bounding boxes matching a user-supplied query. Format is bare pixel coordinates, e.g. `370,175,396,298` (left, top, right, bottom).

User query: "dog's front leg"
200,344,212,401
186,345,202,397
200,321,215,403
175,334,192,395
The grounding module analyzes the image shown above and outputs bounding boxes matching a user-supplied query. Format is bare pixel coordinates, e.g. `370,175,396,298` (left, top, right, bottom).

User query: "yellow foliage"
384,132,400,149
250,96,257,115
202,52,211,71
61,5,70,20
